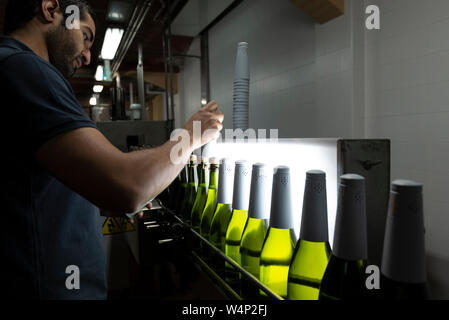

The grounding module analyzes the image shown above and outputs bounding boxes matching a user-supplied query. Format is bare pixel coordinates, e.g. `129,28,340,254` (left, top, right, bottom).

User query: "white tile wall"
175,37,202,129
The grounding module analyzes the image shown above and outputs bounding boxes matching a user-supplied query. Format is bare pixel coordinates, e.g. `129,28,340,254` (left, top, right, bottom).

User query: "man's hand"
183,101,224,150
128,201,153,224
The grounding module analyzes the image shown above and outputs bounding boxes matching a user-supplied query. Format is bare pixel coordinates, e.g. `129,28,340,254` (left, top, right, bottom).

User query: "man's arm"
35,101,224,215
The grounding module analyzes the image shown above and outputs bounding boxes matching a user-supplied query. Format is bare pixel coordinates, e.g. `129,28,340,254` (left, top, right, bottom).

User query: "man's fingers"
205,119,223,132
128,211,144,224
203,100,218,112
210,111,224,123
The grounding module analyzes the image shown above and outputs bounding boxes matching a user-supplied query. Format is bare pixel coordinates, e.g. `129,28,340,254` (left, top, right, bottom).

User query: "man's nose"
81,49,91,66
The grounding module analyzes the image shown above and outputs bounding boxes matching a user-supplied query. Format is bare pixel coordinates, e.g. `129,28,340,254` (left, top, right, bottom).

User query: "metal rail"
190,251,242,301
161,207,283,300
111,0,154,75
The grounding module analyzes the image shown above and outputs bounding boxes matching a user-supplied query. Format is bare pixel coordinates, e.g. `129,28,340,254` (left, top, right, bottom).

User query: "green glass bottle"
288,170,331,300
380,180,430,300
190,157,209,232
199,158,219,238
259,166,296,299
174,165,188,214
209,158,235,253
240,163,271,298
319,174,369,301
225,160,251,283
179,154,198,221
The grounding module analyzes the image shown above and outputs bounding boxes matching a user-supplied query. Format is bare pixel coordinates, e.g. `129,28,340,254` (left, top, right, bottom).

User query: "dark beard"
45,25,79,78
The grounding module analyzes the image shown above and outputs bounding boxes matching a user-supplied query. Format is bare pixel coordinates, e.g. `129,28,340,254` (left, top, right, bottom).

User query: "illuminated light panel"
202,138,339,247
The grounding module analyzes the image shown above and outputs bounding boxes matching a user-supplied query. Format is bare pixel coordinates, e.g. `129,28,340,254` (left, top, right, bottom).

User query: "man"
0,0,223,299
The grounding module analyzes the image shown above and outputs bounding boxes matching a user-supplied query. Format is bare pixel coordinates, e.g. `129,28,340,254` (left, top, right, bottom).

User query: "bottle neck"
269,169,294,229
248,166,271,220
217,165,233,204
381,190,426,283
180,166,187,183
209,165,218,189
299,173,329,242
233,165,251,211
332,187,368,261
299,212,329,243
188,165,196,185
199,164,207,184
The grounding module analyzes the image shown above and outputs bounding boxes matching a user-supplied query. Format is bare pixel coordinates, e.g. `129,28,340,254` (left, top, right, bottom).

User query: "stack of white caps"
269,166,294,229
381,180,426,283
232,160,251,211
233,42,249,130
333,174,368,261
248,163,271,220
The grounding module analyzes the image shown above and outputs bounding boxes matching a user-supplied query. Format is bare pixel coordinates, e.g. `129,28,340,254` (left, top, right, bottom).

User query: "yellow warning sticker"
117,216,135,232
102,217,121,235
102,217,135,235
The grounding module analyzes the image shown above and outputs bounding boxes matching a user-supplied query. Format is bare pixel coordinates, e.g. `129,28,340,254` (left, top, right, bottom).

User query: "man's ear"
41,0,61,23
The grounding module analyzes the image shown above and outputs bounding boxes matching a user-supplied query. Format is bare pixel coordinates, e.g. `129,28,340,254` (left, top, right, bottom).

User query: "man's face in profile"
45,8,96,78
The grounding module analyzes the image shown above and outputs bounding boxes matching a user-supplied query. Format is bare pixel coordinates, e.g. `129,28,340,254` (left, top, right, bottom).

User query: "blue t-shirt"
0,37,107,299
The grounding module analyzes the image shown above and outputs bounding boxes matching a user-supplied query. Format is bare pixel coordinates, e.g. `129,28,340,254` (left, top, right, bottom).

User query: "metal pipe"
162,31,171,122
112,0,154,75
167,23,175,124
111,1,142,73
164,208,283,300
116,72,121,88
173,54,201,59
153,0,166,21
191,251,242,300
114,1,147,65
129,82,134,105
137,42,146,121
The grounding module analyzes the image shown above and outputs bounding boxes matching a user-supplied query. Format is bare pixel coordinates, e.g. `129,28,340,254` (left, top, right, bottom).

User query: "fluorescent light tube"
89,96,97,106
95,65,104,81
93,85,104,93
101,28,124,60
202,139,339,244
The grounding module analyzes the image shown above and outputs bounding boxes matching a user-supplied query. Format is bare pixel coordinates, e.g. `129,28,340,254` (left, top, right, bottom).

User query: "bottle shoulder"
241,218,268,245
319,255,369,300
289,240,331,277
260,227,295,260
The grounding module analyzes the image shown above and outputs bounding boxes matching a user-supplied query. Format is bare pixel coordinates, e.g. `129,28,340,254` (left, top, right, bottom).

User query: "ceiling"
0,0,194,105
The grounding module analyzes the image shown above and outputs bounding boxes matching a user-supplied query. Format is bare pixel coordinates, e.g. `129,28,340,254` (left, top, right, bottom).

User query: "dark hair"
4,0,96,35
